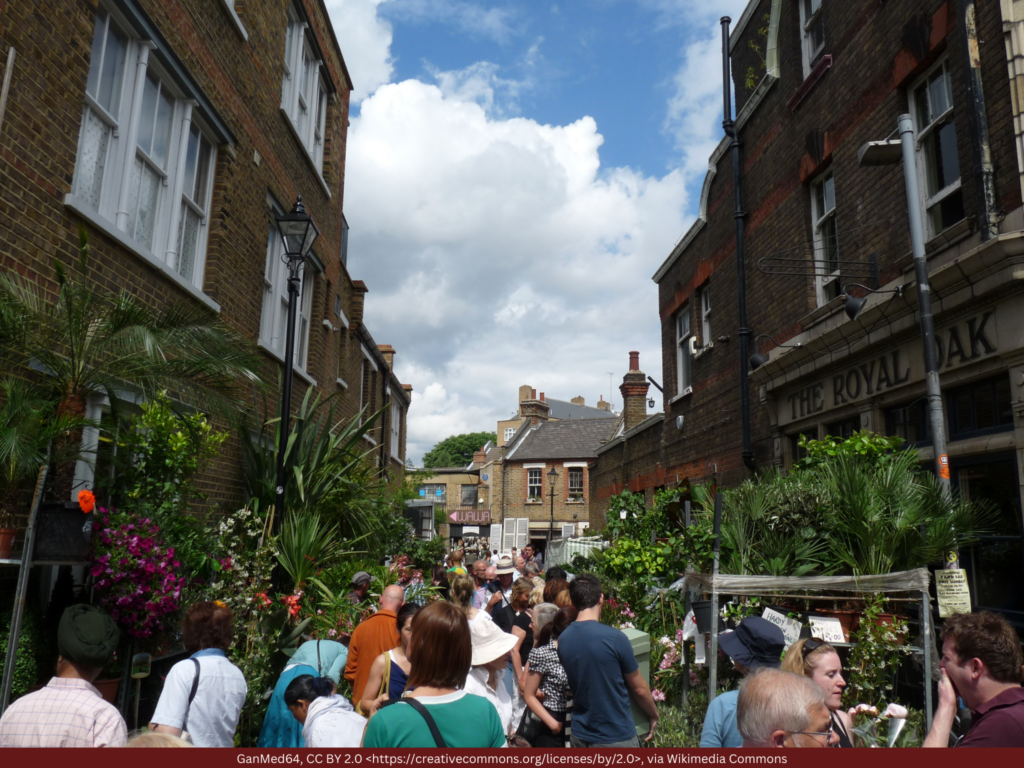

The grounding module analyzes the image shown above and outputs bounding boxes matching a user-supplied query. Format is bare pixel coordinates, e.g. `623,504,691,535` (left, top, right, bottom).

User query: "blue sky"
325,0,749,463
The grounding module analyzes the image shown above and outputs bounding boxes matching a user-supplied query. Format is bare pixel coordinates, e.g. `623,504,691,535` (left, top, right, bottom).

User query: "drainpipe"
959,0,999,240
721,17,756,472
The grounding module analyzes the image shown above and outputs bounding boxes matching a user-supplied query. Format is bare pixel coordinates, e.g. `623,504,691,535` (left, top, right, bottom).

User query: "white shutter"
502,523,517,553
516,518,530,549
490,524,502,543
560,524,575,539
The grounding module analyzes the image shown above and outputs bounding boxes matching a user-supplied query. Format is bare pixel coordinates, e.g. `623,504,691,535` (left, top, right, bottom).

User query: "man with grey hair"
737,668,837,748
524,562,542,581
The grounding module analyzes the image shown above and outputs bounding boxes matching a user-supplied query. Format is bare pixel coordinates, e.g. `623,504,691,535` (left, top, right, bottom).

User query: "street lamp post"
547,466,558,548
274,196,320,525
857,117,950,499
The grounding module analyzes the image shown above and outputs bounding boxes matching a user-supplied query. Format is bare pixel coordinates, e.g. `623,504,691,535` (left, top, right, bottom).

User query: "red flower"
78,490,96,514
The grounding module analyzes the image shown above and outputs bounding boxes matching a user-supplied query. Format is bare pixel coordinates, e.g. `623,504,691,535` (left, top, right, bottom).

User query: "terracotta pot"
93,678,121,704
0,528,15,560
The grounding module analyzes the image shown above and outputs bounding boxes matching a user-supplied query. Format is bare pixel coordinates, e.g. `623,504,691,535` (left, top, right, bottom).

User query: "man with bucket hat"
700,616,786,748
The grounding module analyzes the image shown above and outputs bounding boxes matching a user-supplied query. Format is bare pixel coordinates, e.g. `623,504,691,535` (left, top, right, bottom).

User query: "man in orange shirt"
344,585,405,708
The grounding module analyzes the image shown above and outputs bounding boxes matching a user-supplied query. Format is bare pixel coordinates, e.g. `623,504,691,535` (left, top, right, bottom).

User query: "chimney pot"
531,388,537,399
540,392,545,402
629,351,640,371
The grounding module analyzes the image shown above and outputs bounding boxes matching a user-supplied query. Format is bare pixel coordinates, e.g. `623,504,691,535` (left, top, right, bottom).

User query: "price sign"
808,616,847,644
936,569,972,618
762,607,802,646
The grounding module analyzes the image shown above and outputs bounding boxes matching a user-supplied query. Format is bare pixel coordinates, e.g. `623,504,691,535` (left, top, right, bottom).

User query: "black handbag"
515,708,543,745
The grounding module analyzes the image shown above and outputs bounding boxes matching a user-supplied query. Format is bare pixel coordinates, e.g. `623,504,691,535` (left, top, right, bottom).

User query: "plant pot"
691,600,725,634
34,501,93,562
0,528,15,560
93,678,121,704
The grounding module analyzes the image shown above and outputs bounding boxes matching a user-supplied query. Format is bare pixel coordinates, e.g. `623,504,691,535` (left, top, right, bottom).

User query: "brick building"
592,0,1024,625
0,0,410,512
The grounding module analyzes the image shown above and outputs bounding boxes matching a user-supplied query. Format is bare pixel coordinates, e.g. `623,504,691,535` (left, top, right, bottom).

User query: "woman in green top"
446,548,467,576
362,602,506,748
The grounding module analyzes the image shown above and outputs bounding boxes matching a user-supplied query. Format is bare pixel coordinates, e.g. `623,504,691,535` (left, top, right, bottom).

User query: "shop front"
761,277,1024,629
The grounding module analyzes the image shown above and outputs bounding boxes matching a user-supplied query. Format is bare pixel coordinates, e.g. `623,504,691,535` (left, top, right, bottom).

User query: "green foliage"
646,703,703,748
744,14,771,92
0,226,263,423
276,511,348,588
794,430,905,473
823,451,997,574
105,391,227,576
605,489,664,542
0,601,47,699
0,376,91,511
846,594,912,707
421,431,496,469
405,535,447,572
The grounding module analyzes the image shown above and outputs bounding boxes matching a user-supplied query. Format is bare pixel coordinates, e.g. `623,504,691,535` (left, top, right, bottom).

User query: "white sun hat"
470,615,519,666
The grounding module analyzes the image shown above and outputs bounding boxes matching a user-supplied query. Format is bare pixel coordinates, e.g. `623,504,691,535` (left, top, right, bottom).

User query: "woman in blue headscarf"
257,638,348,747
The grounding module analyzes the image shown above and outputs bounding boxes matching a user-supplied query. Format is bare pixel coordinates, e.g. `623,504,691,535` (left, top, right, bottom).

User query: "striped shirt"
0,677,127,747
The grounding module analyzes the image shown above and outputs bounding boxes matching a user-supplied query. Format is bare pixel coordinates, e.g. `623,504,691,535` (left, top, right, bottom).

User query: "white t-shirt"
304,695,366,748
151,653,247,747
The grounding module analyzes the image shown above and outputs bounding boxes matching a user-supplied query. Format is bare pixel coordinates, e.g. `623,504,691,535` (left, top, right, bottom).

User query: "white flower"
848,704,878,718
882,703,908,719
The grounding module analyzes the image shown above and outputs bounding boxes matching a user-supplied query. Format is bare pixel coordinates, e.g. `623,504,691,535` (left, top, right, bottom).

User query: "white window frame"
799,0,825,78
504,427,515,442
675,305,693,397
811,170,839,305
390,399,402,461
568,467,584,501
281,4,328,174
259,197,315,375
71,6,217,293
700,285,712,348
527,468,542,500
910,59,963,238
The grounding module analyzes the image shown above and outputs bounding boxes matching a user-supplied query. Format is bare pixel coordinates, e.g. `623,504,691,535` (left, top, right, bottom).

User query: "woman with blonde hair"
449,573,492,625
529,585,545,608
781,638,854,747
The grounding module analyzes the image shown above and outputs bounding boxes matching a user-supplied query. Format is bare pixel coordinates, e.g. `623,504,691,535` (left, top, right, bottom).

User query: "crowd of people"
1,545,1022,749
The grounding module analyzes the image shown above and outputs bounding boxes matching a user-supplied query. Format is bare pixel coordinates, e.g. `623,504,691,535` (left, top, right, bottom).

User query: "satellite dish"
675,415,685,431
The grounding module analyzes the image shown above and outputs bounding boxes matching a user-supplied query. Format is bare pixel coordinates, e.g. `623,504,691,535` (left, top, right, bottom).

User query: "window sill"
787,54,833,112
924,217,974,255
362,433,378,446
525,499,544,505
669,389,692,405
257,339,318,387
219,1,249,41
280,108,331,198
693,342,714,360
567,499,586,504
64,195,222,314
336,377,348,390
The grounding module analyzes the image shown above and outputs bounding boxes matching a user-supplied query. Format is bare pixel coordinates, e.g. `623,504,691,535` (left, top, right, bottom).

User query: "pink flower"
652,689,666,702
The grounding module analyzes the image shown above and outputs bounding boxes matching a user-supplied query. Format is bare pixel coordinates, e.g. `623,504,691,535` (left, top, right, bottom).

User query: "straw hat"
494,557,515,575
470,616,518,666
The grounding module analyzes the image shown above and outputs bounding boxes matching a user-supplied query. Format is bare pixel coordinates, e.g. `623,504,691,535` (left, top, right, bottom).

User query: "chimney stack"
519,389,551,425
540,392,545,402
378,344,395,370
596,396,611,412
519,384,533,404
571,396,585,406
619,351,650,430
350,280,368,327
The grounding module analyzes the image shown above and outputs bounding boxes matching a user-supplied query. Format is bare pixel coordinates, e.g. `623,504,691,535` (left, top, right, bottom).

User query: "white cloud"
324,0,395,101
325,1,749,463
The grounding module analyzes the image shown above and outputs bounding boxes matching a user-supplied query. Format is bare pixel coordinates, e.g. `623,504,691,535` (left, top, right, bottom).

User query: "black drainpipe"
958,0,998,241
721,17,756,472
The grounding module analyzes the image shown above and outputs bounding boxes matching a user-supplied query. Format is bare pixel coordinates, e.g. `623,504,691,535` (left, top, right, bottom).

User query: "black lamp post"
547,466,558,547
274,196,320,524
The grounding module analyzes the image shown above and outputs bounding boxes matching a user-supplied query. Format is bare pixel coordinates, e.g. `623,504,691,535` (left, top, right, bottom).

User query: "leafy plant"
744,14,771,92
794,430,905,473
0,601,47,699
846,594,912,707
275,511,348,588
0,227,263,493
823,451,997,574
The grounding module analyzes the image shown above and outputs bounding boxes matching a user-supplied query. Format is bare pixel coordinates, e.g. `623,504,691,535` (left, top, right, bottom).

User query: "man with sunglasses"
700,616,786,747
737,668,839,748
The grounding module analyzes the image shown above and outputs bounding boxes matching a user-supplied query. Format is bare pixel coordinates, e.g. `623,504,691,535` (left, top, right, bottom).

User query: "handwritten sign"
808,616,846,644
936,569,972,618
762,607,802,646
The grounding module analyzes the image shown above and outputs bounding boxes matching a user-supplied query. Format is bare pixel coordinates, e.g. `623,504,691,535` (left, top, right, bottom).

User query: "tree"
0,226,264,495
422,431,496,468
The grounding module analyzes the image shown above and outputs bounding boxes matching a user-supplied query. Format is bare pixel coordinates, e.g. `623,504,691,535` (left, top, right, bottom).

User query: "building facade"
593,0,1024,626
0,0,410,512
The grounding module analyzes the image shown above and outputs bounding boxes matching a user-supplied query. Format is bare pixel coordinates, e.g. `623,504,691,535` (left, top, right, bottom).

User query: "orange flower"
78,489,96,514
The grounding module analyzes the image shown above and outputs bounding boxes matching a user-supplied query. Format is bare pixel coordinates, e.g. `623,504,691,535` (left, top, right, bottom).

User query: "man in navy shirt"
557,574,658,746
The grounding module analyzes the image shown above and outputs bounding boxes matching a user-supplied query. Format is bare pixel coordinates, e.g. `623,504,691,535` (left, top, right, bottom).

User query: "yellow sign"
936,569,972,618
